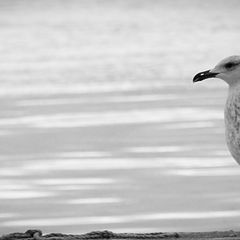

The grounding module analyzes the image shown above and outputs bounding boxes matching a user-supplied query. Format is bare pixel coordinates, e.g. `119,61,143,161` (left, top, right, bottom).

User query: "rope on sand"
1,229,240,240
0,230,178,240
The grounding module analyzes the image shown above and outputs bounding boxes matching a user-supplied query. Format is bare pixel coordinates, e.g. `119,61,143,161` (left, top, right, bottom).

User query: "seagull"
193,55,240,165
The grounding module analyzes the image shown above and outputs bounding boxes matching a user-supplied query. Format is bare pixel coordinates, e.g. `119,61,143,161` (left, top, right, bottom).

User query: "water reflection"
67,198,121,205
0,191,54,199
4,210,240,227
0,108,222,128
21,157,234,172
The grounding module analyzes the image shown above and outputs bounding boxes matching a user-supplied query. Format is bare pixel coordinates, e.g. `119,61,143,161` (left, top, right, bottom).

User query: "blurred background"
1,0,240,235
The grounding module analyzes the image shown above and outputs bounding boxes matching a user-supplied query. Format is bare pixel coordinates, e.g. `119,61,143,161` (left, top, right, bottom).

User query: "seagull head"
193,55,240,86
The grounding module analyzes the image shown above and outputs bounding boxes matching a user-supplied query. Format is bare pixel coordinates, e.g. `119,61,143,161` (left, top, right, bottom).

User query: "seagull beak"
193,70,218,83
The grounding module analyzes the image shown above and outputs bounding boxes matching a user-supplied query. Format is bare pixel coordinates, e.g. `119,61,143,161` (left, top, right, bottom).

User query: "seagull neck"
228,81,240,93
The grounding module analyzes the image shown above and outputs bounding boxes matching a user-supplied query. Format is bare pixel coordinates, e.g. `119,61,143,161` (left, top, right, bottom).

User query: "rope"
2,229,240,240
0,230,179,240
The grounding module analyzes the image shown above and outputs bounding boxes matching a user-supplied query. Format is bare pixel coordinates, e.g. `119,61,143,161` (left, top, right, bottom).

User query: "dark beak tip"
193,76,200,83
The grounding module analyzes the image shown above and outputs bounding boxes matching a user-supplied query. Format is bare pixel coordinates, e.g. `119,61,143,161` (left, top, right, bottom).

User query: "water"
1,0,240,234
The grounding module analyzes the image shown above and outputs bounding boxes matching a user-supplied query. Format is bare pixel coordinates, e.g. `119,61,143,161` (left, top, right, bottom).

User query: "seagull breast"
225,85,240,164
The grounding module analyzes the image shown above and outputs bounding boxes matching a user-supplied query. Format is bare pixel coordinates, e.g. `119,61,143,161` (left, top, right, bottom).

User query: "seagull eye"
225,62,235,69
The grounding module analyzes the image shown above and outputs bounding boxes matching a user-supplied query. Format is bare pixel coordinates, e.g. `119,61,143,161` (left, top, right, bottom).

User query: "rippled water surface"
1,0,240,234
